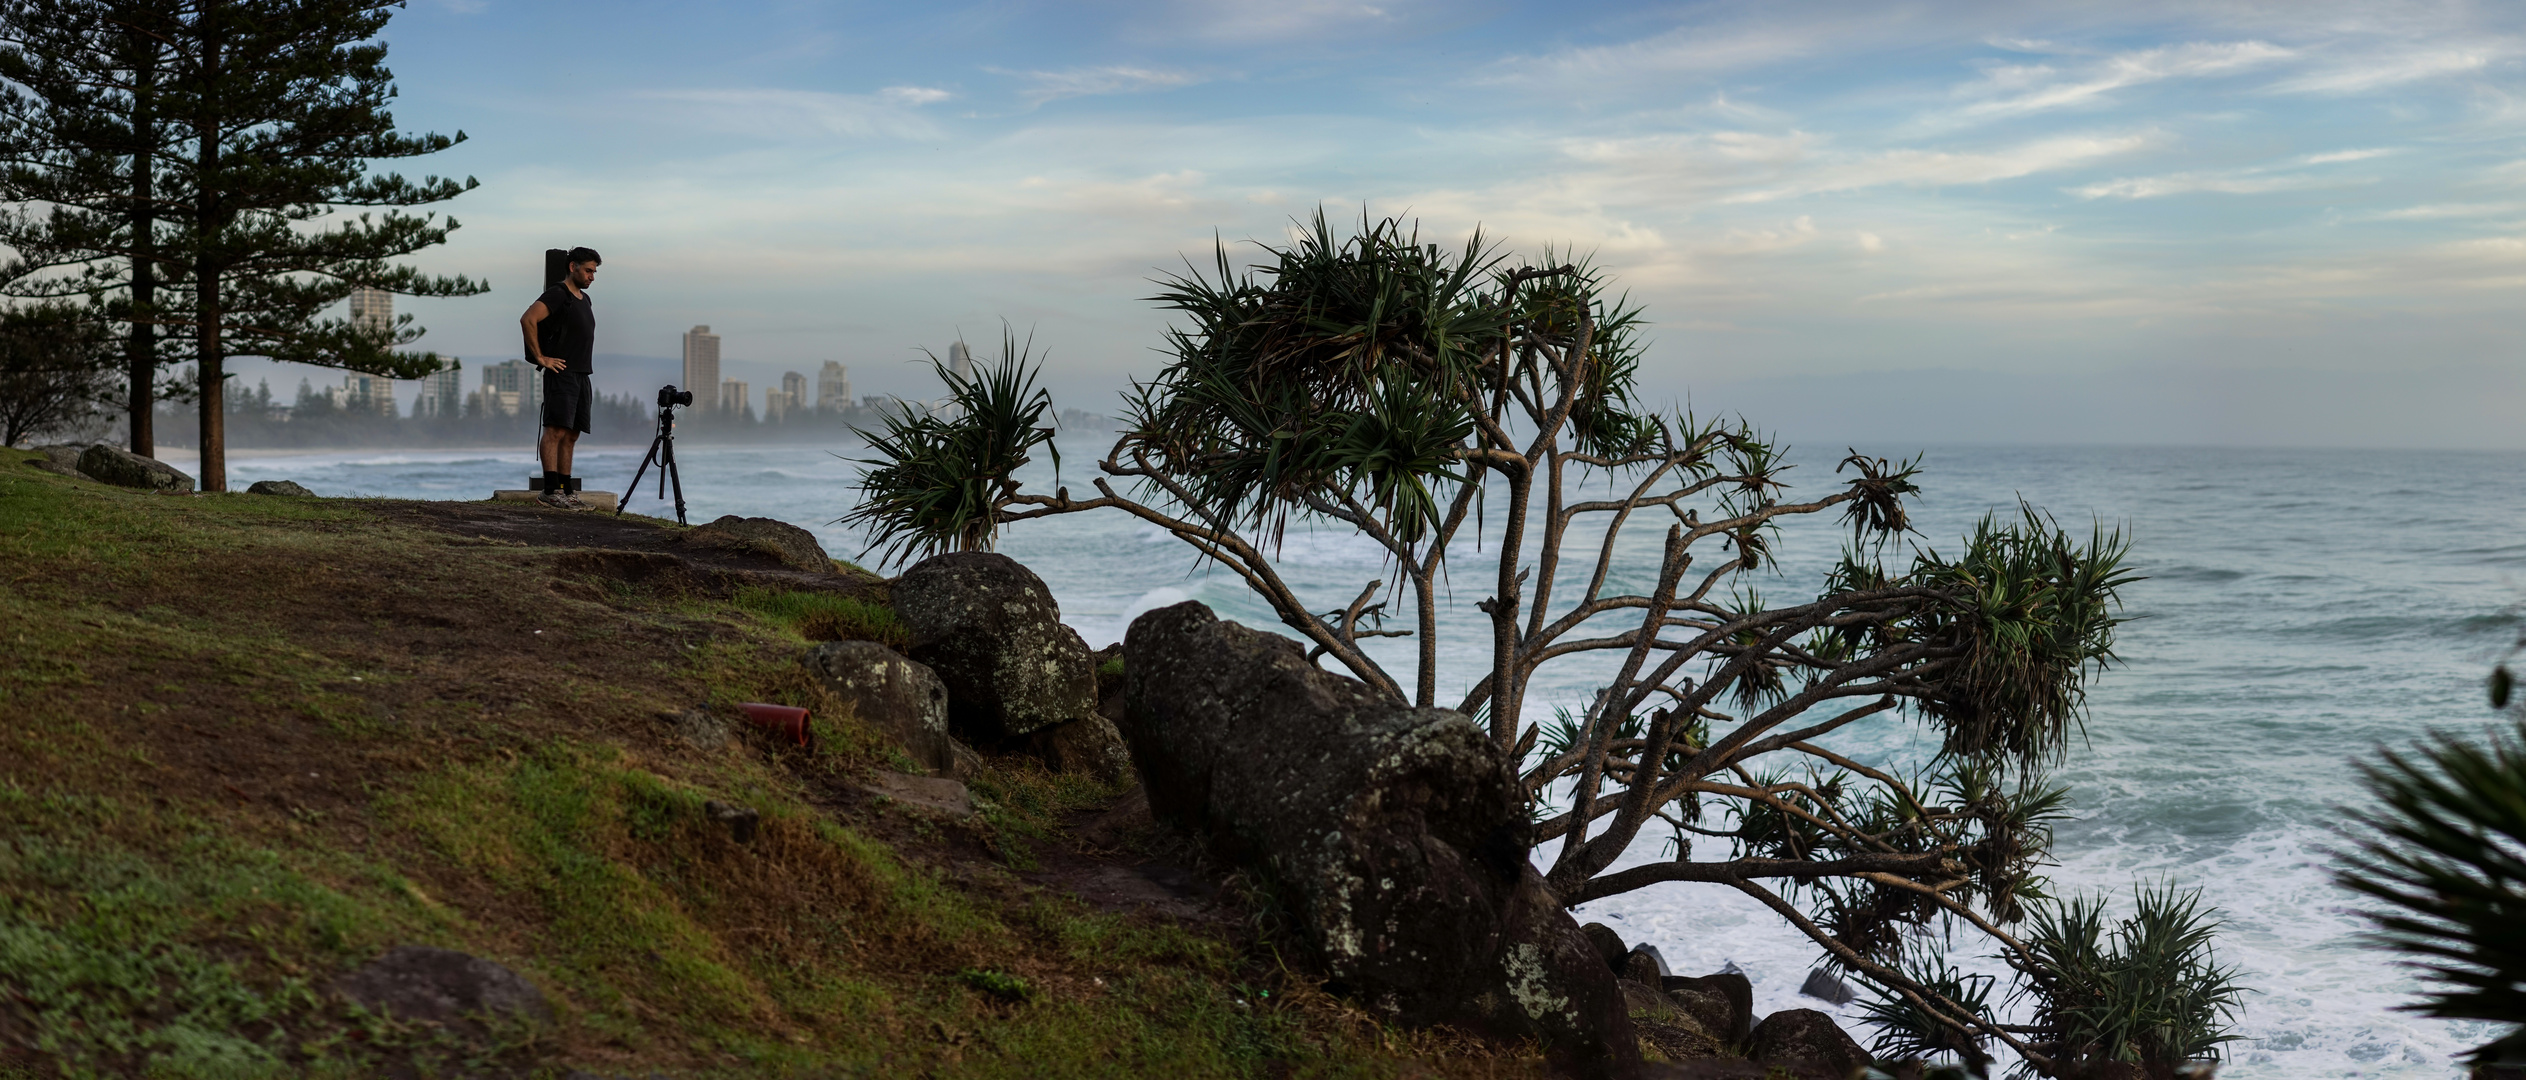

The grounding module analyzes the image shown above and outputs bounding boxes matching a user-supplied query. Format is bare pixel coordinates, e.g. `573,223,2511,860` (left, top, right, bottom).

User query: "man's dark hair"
567,246,602,266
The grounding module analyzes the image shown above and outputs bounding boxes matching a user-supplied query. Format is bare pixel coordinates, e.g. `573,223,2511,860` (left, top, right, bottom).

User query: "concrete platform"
492,489,620,512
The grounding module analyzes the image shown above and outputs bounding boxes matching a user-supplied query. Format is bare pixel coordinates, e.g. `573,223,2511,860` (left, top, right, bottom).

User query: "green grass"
731,585,910,648
0,779,442,1078
0,454,1534,1079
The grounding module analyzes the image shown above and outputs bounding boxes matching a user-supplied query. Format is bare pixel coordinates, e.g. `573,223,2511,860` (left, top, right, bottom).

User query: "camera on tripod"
622,383,692,524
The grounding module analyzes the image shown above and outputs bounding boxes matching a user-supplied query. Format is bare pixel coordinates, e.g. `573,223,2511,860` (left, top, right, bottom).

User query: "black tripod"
620,403,688,524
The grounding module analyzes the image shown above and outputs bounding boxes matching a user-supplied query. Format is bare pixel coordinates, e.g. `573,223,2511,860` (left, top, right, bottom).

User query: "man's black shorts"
542,370,592,433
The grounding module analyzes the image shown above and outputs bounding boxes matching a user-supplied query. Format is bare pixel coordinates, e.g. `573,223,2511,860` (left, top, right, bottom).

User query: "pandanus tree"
849,211,2223,1077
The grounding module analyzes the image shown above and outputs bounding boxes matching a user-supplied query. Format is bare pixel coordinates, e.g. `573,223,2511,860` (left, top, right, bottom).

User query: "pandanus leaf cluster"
842,330,1056,565
847,209,2224,1077
2335,702,2526,1067
2005,886,2245,1078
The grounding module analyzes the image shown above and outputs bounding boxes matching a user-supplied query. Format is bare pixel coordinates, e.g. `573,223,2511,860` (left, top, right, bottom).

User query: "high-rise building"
415,359,463,417
781,370,806,408
348,287,394,338
343,372,398,418
721,379,750,419
482,358,542,417
764,388,795,422
817,361,851,411
947,340,972,380
683,325,721,412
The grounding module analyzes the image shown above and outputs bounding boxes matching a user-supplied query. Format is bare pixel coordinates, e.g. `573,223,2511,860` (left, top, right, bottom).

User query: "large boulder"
1123,600,1637,1078
1620,978,1728,1063
679,515,833,572
892,552,1096,742
246,479,314,496
805,640,953,775
332,945,551,1038
1664,971,1753,1047
26,444,83,476
1030,714,1134,783
77,443,193,492
1624,944,1671,984
1581,922,1629,972
1746,1008,1871,1079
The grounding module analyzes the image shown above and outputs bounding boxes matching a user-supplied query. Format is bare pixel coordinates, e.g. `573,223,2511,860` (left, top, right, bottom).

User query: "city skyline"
303,321,932,422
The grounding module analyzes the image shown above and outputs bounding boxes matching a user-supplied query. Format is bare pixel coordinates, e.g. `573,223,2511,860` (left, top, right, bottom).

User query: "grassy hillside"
0,451,1536,1080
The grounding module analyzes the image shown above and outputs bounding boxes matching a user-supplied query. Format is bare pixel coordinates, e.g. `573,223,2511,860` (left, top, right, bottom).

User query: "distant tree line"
142,377,650,449
125,380,983,449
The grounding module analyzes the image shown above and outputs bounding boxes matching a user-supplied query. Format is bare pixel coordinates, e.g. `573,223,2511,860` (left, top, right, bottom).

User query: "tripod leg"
663,434,688,526
618,433,664,516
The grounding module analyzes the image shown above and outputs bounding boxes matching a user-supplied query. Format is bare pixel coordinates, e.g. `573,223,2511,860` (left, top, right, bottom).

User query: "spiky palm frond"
1504,251,1658,458
1132,210,1506,547
1909,504,2139,767
1838,451,1923,542
1855,954,1998,1075
2008,886,2245,1078
841,330,1055,565
2336,717,2526,1045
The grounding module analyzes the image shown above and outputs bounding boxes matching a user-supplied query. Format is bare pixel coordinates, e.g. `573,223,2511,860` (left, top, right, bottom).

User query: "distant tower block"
781,370,806,407
721,379,751,419
948,340,971,380
683,325,721,411
817,361,851,410
483,358,541,416
348,287,393,338
416,359,463,417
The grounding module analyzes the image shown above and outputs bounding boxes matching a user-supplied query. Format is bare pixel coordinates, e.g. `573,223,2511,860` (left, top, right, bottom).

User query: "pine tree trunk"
127,34,157,457
192,10,222,492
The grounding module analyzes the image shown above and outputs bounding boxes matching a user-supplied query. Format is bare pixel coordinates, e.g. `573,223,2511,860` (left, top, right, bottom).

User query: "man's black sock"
542,469,560,493
561,474,576,494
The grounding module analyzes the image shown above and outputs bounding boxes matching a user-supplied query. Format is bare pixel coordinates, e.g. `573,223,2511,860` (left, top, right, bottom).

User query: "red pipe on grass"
738,702,811,747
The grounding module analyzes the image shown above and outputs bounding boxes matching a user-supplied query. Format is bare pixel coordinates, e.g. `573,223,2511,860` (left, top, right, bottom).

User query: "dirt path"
371,498,885,599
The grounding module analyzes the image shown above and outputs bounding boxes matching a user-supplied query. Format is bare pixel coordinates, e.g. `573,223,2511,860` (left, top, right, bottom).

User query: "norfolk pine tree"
0,0,185,454
157,0,480,489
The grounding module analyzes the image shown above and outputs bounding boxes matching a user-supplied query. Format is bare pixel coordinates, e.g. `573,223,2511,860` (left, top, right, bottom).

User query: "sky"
226,0,2526,448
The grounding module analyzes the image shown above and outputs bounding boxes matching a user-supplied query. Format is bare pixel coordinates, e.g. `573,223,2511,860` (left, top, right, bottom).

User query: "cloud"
1727,133,2149,203
1702,215,1817,256
1000,65,1204,105
2072,173,2354,199
881,86,954,106
1946,41,2293,122
2071,147,2390,199
1483,17,1873,88
2269,47,2497,94
1154,0,1413,43
2358,202,2522,221
629,88,946,141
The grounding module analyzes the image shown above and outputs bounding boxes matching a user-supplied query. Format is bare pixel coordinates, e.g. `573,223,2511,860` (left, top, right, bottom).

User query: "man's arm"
519,301,561,371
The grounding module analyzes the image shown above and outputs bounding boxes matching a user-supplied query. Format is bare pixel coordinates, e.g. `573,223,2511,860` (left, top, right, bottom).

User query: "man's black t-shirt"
532,282,595,373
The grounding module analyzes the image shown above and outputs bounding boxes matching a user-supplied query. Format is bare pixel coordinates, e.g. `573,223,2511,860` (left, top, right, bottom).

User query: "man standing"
519,247,600,509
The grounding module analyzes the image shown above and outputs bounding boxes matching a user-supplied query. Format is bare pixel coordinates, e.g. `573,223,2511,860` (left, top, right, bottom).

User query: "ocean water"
173,439,2526,1078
